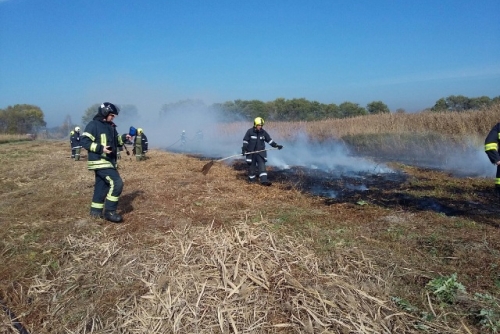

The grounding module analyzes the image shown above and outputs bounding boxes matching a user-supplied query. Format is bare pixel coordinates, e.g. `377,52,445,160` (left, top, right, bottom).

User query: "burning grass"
1,140,500,333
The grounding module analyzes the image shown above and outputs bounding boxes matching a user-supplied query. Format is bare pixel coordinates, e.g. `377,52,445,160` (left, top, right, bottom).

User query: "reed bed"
272,103,500,140
219,103,500,161
221,103,500,143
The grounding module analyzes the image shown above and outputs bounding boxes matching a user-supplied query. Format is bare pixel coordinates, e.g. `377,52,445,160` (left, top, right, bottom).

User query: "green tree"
431,98,448,111
468,96,491,110
0,104,46,134
266,98,287,121
324,103,340,118
446,95,470,111
338,102,367,118
282,98,311,120
366,101,390,114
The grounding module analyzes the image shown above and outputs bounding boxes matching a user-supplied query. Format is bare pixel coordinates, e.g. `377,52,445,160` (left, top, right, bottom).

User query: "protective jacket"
81,113,126,170
485,123,500,164
70,130,80,148
242,127,278,161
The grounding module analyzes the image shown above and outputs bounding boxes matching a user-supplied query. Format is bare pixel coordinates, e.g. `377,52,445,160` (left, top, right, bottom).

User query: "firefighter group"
70,102,283,224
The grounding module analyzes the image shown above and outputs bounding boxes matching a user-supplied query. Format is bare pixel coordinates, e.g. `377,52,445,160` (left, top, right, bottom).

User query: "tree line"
1,94,499,135
430,95,500,112
162,94,500,122
161,98,391,122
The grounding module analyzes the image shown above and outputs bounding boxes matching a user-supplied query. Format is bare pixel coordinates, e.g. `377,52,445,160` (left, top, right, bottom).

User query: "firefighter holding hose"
242,117,283,186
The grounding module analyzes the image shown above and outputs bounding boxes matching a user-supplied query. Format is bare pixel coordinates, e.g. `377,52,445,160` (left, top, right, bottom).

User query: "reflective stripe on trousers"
91,168,124,212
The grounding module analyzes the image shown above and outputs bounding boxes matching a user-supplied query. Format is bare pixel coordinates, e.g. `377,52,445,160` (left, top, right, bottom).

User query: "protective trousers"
74,147,81,161
135,135,143,161
496,165,500,197
90,168,124,215
248,154,268,183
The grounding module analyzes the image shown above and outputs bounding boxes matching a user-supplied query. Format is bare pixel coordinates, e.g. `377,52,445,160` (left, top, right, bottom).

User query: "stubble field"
1,106,500,333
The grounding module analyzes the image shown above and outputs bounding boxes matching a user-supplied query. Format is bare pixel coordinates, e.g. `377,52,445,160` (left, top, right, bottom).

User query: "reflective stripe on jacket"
81,117,126,170
70,130,81,148
242,127,275,160
485,122,500,164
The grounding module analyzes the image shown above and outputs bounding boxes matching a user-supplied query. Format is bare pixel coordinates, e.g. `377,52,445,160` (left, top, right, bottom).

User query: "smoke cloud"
117,101,492,179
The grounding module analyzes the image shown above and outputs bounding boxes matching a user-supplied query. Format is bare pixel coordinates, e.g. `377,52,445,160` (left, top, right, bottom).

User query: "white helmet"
75,126,81,132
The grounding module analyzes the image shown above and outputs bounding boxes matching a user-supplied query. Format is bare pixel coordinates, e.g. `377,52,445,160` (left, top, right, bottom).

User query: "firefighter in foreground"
70,126,81,160
134,127,149,161
242,117,283,186
485,122,500,197
81,102,130,223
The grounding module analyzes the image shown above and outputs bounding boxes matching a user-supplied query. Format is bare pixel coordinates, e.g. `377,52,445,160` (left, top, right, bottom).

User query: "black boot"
104,211,123,223
90,210,103,219
260,181,272,186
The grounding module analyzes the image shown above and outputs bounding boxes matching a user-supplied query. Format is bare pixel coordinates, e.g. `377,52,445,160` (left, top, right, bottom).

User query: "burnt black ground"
230,160,500,227
183,148,500,227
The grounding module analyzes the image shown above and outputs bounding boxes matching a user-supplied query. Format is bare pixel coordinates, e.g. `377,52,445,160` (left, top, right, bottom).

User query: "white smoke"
116,101,492,178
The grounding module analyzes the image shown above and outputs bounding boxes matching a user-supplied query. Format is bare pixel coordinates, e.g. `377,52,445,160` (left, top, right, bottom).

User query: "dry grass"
1,138,500,333
264,103,500,140
0,134,35,144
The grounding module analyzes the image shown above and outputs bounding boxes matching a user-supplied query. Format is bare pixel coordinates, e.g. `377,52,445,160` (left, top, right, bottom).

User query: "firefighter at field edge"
180,130,187,146
134,128,149,161
70,126,81,160
81,102,131,223
485,122,500,197
242,117,283,186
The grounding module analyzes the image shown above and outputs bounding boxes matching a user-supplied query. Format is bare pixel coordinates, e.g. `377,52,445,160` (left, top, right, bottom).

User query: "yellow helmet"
137,128,143,134
254,117,264,126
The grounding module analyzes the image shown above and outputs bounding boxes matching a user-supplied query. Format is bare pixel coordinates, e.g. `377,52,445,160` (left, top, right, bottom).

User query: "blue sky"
1,0,499,127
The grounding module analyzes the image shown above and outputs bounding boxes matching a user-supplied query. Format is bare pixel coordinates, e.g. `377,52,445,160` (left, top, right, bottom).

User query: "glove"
276,144,283,150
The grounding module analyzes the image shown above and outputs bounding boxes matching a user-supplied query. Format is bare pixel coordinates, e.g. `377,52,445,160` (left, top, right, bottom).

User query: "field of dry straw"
1,105,500,333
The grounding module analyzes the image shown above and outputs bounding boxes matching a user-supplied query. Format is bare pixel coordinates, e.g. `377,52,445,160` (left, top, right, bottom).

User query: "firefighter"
485,122,500,197
242,117,283,186
134,127,149,161
180,130,187,146
70,126,81,160
81,102,131,223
